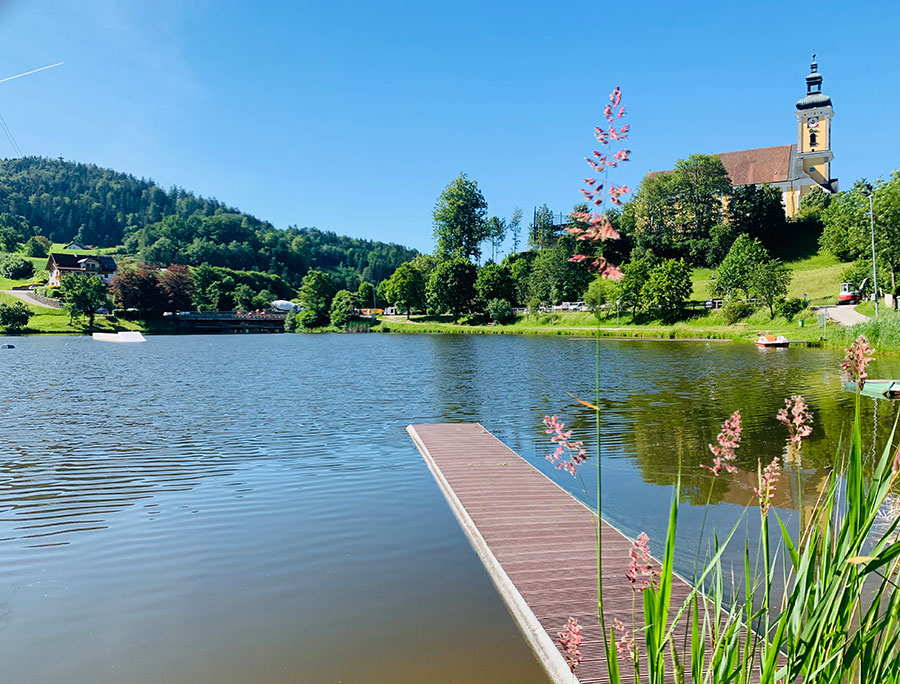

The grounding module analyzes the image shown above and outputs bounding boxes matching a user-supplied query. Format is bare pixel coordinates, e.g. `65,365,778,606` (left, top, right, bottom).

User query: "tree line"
0,156,418,291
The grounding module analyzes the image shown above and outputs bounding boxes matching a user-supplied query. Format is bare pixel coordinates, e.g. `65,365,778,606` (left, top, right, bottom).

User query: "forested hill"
0,156,417,287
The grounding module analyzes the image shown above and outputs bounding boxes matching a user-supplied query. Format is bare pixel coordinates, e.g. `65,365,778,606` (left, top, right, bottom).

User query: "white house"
46,253,118,287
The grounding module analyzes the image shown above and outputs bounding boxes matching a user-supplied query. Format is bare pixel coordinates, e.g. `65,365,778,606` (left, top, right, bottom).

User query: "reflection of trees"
608,347,900,510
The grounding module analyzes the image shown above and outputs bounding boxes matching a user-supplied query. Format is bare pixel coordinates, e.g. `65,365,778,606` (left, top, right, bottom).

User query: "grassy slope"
691,252,845,305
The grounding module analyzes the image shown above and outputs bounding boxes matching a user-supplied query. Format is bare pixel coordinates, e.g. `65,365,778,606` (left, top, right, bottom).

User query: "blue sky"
0,0,897,254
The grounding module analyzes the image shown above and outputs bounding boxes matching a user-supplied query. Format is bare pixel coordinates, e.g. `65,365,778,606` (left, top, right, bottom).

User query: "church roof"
646,145,796,187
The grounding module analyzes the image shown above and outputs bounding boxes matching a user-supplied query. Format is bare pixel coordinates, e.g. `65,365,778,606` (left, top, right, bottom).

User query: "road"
813,304,870,326
1,289,60,309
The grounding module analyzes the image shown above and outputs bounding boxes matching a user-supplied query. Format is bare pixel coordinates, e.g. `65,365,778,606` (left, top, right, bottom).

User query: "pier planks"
407,422,695,684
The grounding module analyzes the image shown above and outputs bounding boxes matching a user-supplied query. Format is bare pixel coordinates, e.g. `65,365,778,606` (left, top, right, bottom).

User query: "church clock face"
807,117,819,128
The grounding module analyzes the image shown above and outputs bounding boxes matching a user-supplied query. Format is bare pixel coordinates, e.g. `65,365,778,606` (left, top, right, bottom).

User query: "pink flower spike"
842,335,876,393
753,457,782,517
557,618,583,673
613,618,636,661
542,415,587,476
703,411,742,476
893,445,900,474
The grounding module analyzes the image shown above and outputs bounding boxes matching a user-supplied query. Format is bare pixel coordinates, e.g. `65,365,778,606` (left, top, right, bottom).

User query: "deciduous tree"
329,289,358,327
297,269,335,327
60,273,108,328
712,234,770,299
641,258,692,322
433,173,488,261
426,257,476,317
749,259,792,318
383,262,426,318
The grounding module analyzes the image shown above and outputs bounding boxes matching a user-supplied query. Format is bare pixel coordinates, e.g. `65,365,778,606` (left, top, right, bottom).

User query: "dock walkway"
407,423,694,684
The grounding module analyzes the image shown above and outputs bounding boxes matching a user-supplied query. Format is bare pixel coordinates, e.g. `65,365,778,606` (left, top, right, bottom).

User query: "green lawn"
0,291,142,335
691,251,846,305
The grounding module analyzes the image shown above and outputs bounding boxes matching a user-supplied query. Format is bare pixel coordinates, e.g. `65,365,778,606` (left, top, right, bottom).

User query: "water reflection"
0,333,899,683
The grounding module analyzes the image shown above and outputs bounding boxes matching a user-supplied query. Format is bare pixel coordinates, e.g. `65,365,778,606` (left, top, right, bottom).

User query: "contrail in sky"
0,62,64,85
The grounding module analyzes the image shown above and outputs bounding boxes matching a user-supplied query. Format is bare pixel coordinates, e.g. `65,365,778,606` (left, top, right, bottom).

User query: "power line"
0,110,22,157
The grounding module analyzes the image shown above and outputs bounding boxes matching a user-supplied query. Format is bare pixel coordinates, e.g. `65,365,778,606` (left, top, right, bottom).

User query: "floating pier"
407,423,694,684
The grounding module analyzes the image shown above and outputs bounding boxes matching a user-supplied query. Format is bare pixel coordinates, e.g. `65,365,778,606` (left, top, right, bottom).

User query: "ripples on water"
0,334,898,683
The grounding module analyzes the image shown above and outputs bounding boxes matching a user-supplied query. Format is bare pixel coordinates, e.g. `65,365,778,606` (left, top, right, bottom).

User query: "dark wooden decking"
408,423,695,684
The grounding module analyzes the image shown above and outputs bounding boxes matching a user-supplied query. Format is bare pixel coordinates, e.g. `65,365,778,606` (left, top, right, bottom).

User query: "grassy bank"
0,291,144,335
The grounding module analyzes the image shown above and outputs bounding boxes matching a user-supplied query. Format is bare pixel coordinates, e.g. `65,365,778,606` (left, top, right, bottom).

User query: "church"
649,57,837,217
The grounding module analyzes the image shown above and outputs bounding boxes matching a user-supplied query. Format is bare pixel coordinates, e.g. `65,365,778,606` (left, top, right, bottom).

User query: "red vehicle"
837,279,868,305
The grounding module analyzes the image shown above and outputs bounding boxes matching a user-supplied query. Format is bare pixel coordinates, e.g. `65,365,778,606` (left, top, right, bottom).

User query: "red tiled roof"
647,145,793,186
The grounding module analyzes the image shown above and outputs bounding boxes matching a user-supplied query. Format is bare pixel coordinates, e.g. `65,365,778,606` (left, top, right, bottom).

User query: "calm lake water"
1,333,898,683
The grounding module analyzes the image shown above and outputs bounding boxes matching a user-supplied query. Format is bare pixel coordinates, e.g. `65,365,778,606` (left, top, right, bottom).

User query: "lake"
1,333,897,683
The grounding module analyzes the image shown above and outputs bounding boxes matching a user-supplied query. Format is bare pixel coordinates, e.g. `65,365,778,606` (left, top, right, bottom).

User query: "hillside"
0,157,417,288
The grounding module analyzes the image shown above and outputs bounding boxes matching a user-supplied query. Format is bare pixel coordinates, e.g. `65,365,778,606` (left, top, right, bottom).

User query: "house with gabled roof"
46,253,118,287
647,56,838,217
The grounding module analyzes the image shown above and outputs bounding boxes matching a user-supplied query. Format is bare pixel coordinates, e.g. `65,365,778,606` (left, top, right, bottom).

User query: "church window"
809,131,818,148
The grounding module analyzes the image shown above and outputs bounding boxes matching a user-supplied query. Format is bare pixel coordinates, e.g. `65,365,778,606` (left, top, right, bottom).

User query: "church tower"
795,55,837,202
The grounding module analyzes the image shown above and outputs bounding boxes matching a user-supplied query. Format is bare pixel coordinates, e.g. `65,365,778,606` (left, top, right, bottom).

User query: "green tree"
0,301,33,331
873,171,900,294
329,289,358,327
501,251,534,306
21,235,50,258
483,216,507,263
749,258,792,318
584,276,618,321
0,253,34,280
474,262,514,307
631,154,732,264
618,248,657,315
527,236,593,306
726,183,786,250
427,257,477,317
641,258,692,322
232,283,255,311
357,281,376,309
712,234,770,299
297,269,335,327
819,182,870,261
485,298,514,324
433,173,489,261
383,262,426,318
509,207,523,254
60,273,108,328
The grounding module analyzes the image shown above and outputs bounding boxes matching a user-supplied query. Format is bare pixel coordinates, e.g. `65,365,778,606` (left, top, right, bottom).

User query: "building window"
809,131,817,148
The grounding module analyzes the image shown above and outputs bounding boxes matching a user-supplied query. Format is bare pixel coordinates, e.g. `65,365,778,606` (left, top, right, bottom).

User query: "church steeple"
796,54,831,110
794,55,836,197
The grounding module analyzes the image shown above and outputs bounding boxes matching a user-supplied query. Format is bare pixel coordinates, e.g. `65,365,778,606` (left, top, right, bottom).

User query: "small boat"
842,379,900,400
0,343,14,349
92,331,146,343
755,335,790,348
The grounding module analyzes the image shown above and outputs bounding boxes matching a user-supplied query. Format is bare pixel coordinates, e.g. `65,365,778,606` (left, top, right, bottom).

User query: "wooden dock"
407,423,694,684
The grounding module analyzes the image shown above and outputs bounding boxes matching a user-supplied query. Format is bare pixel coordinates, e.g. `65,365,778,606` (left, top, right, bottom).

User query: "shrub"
721,298,756,324
774,297,808,320
22,236,50,258
0,253,35,280
485,297,514,324
456,313,486,326
294,308,319,329
329,289,358,328
0,301,32,331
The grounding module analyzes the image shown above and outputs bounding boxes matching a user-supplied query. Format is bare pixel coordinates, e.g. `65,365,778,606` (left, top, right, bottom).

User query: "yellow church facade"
651,57,838,217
